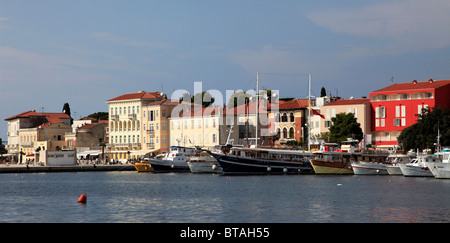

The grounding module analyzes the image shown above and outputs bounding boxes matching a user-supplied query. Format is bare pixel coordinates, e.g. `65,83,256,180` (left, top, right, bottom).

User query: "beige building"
4,111,72,163
169,106,239,149
106,91,166,162
141,99,179,155
319,98,371,142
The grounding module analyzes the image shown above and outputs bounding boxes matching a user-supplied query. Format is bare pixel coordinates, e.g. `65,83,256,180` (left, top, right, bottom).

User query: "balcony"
20,141,34,147
111,115,119,121
128,114,137,120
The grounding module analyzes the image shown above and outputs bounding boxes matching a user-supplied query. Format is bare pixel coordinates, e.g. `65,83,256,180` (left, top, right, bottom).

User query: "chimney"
412,80,417,84
428,78,433,83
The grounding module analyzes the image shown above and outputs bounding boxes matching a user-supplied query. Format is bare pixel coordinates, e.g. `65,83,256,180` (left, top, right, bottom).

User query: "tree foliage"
88,112,109,120
398,107,450,152
62,103,71,116
329,113,363,145
181,91,215,107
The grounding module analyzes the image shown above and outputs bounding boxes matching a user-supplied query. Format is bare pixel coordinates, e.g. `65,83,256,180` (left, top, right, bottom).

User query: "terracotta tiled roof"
145,99,180,107
372,79,450,93
79,123,104,130
5,110,41,120
5,111,70,121
106,91,165,102
226,100,269,115
324,98,370,106
277,99,309,110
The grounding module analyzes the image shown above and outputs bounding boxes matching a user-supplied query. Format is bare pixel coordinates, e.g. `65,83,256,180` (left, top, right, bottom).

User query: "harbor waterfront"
0,164,135,173
1,171,450,223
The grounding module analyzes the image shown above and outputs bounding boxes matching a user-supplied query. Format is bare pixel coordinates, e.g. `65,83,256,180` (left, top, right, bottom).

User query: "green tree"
329,113,363,145
88,112,109,120
62,103,71,116
398,107,450,152
227,91,251,108
181,91,215,107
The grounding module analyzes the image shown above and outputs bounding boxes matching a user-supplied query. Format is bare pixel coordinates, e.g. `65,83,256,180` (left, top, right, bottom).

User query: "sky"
1,0,450,140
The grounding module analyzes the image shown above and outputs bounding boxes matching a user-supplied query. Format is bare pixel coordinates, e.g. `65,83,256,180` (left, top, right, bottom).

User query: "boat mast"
308,73,311,151
256,72,259,148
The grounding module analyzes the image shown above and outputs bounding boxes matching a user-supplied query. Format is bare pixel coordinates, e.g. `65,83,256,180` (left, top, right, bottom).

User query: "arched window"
282,127,288,138
290,112,295,122
289,127,295,138
282,113,288,122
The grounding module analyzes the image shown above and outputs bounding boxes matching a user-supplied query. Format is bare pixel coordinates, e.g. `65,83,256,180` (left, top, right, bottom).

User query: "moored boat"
351,162,389,175
310,154,354,175
207,147,314,175
350,152,390,175
147,146,195,172
309,143,354,175
187,151,222,173
399,155,438,177
134,161,154,172
385,154,416,175
425,149,450,179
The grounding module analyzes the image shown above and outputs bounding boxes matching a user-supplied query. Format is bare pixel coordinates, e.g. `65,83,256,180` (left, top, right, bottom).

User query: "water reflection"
1,172,450,222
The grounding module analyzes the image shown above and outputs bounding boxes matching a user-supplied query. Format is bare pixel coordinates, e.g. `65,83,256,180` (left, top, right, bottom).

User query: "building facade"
106,91,166,162
319,98,371,145
268,99,308,144
369,79,450,148
4,111,72,163
169,106,239,149
141,99,179,155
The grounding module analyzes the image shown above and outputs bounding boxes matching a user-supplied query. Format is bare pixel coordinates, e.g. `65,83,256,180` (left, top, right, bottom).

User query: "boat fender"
267,166,271,172
283,167,288,173
78,193,87,203
212,165,217,170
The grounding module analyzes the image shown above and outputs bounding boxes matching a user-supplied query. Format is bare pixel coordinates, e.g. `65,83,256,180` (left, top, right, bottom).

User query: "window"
395,105,406,126
212,134,216,143
324,120,332,128
376,107,386,118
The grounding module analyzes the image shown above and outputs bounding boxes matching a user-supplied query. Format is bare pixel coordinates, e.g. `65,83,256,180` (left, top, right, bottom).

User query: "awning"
77,150,102,157
130,149,159,156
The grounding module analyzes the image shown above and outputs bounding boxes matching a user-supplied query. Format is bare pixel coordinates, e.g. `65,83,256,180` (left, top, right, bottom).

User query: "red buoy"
78,193,87,203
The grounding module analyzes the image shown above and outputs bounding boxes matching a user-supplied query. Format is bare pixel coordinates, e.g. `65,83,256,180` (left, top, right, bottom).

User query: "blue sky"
1,0,450,140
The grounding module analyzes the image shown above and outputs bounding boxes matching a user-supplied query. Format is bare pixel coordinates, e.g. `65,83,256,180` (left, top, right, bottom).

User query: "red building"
369,79,450,148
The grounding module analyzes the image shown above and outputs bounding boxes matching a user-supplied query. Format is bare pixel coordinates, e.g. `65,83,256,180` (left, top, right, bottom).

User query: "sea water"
0,171,449,223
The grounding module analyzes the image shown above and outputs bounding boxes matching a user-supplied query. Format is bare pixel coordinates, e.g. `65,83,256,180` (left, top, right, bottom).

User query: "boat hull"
134,162,154,172
188,161,223,173
351,162,388,175
209,153,313,175
425,162,450,179
310,159,353,175
386,165,403,175
399,164,433,177
148,159,190,172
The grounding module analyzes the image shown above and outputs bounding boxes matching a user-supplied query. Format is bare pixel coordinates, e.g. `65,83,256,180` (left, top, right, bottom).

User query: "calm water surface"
0,171,449,223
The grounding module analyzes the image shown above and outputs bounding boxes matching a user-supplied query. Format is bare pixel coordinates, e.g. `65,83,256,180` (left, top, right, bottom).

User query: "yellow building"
141,99,179,155
106,91,166,162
